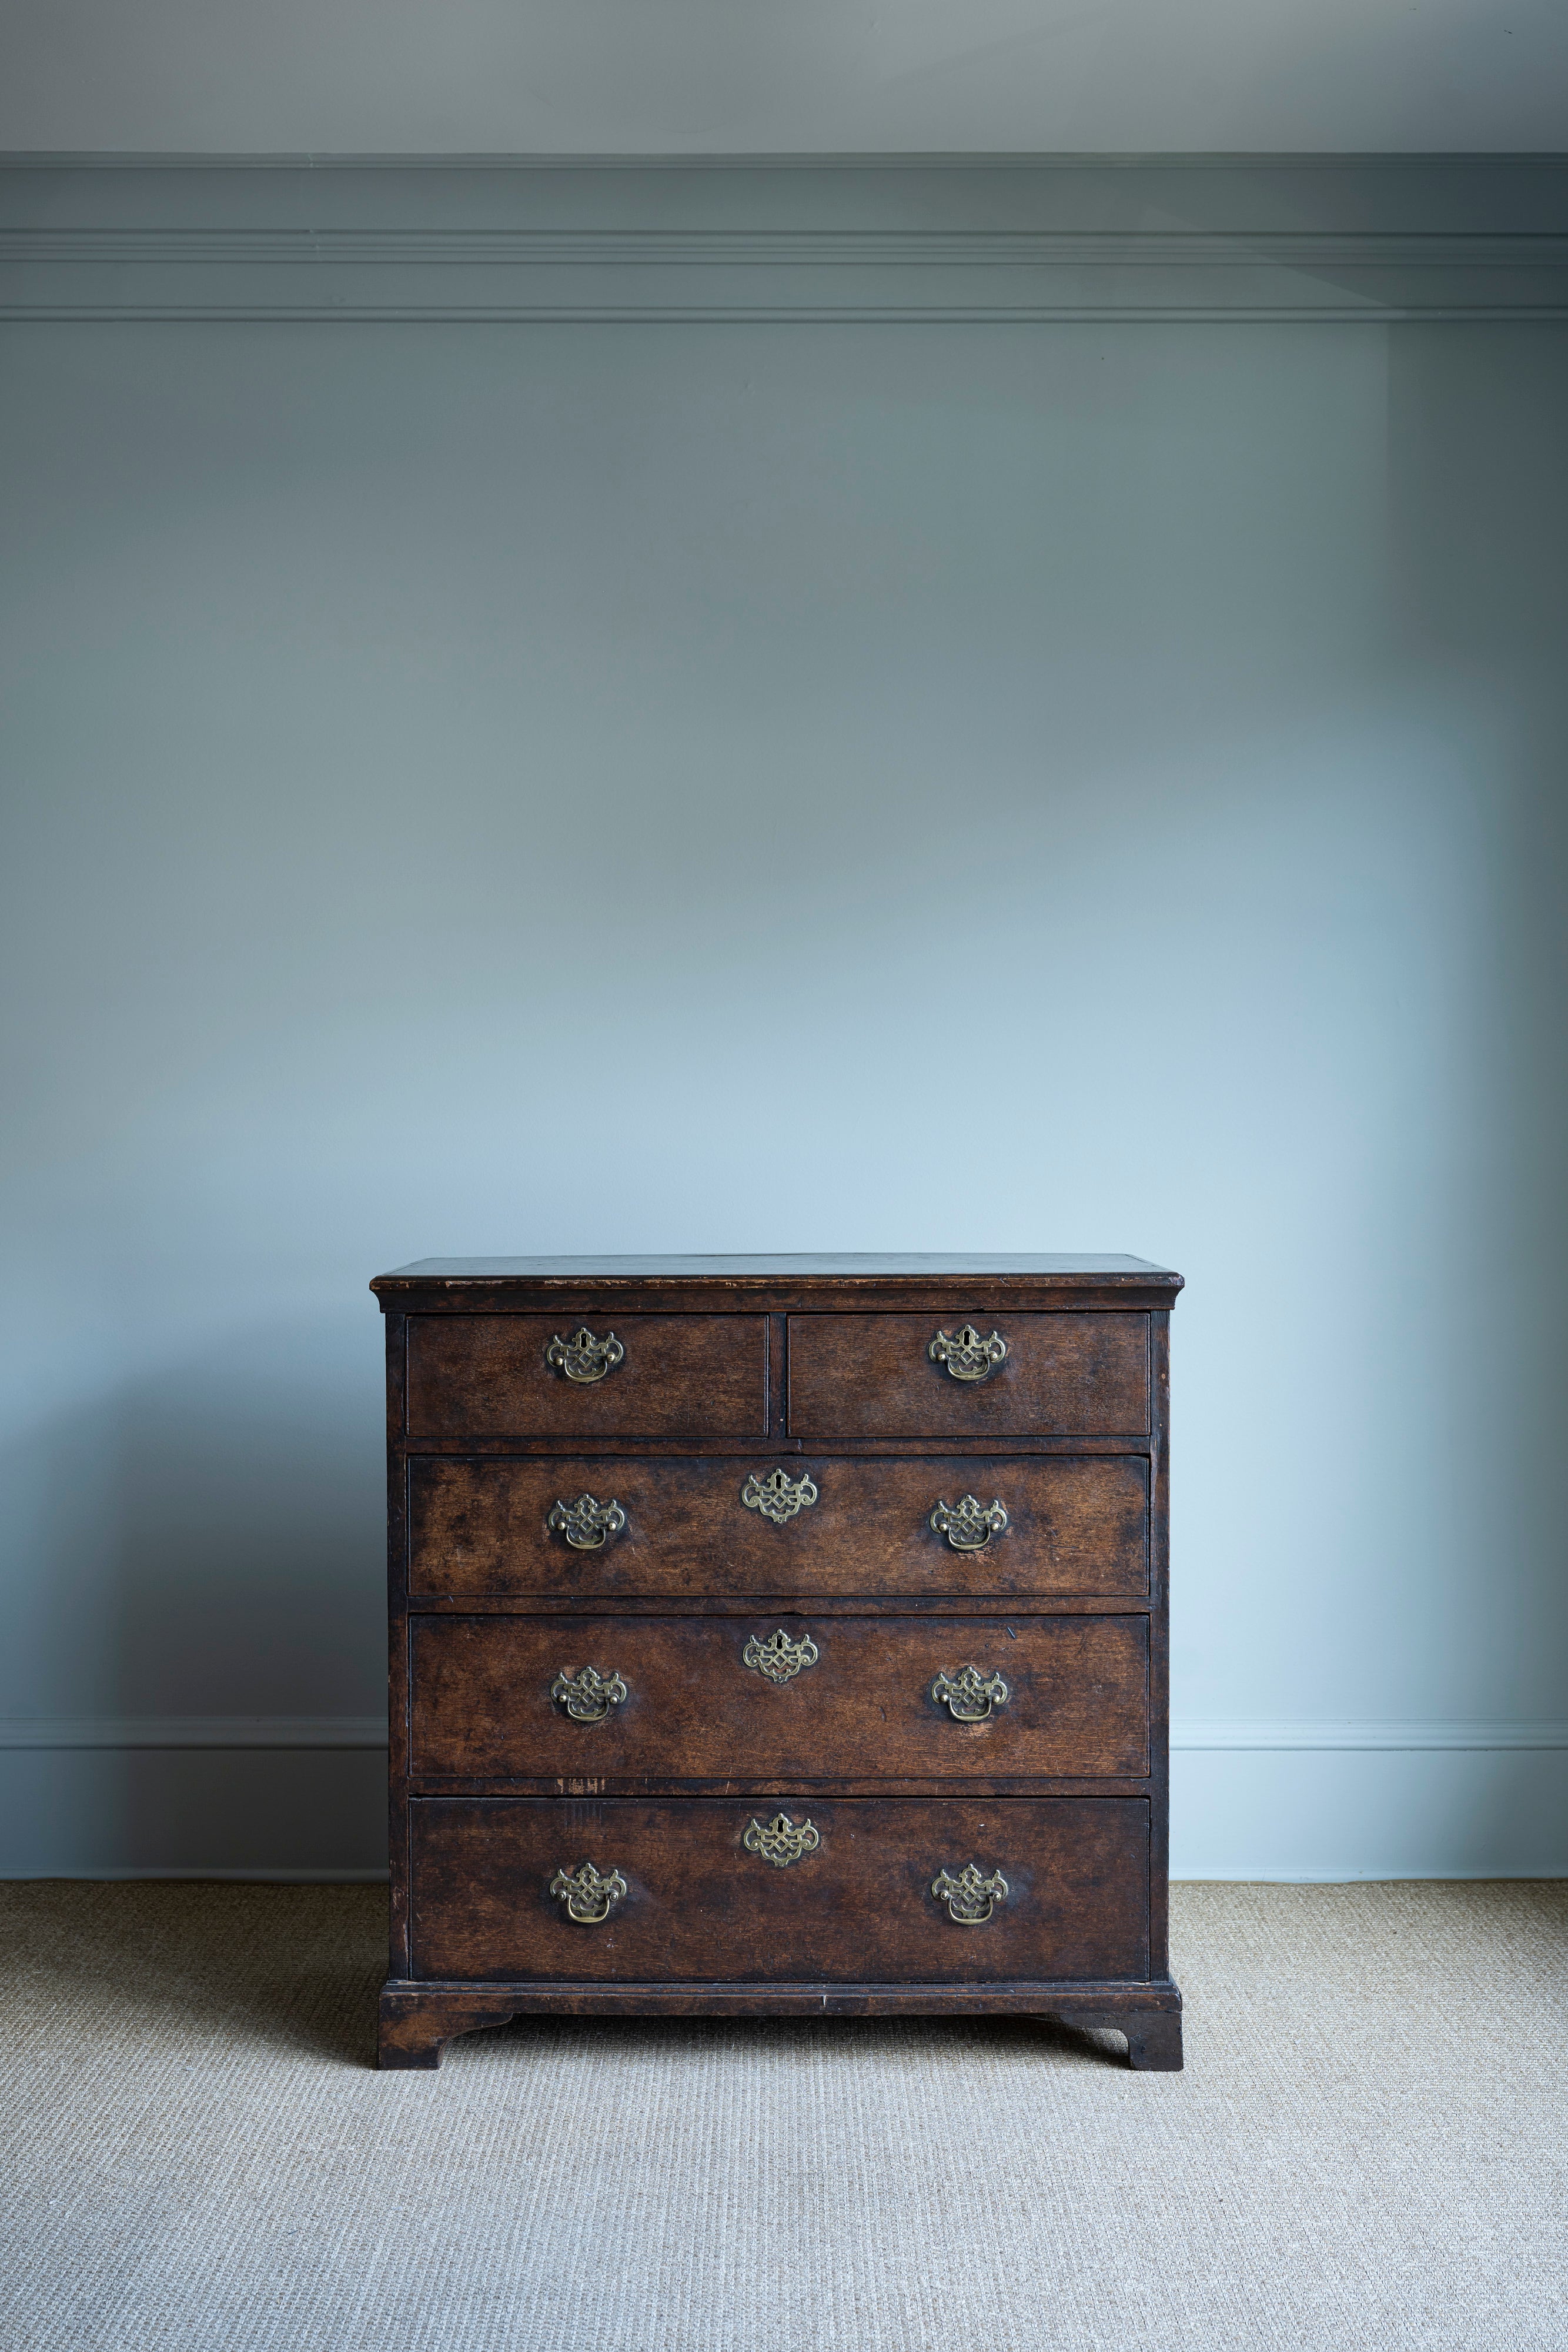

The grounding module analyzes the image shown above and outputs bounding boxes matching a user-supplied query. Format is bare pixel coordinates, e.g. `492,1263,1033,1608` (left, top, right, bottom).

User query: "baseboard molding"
2,1720,1563,1880
2,158,1566,322
2,1863,1559,1884
1173,1720,1568,1750
0,1866,390,1882
1171,1743,1568,1881
0,1715,386,1749
1169,1868,1568,1882
4,1714,1563,1752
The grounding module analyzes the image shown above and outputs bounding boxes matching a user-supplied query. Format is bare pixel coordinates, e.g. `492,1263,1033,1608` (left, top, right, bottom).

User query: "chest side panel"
410,1612,1149,1783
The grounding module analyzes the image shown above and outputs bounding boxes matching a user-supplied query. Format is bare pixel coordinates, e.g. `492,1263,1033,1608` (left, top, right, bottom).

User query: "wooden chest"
372,1254,1183,2070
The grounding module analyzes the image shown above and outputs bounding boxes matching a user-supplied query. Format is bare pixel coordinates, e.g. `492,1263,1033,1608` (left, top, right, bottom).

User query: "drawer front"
409,1795,1149,1983
787,1312,1148,1438
410,1613,1149,1783
409,1453,1149,1601
405,1314,768,1439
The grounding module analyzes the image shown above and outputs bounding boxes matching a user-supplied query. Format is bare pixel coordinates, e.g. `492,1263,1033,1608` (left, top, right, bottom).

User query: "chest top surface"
372,1254,1183,1312
376,1254,1175,1278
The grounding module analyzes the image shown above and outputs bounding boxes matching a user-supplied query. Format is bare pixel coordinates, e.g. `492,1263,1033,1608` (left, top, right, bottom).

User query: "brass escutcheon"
928,1325,1008,1383
931,1863,1009,1925
930,1495,1009,1551
548,1494,627,1551
743,1812,821,1867
549,1860,627,1924
740,1467,820,1526
550,1665,628,1723
743,1626,820,1685
931,1665,1010,1723
546,1326,625,1384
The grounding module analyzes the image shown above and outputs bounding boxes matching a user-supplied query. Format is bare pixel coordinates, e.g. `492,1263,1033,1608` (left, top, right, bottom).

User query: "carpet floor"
2,1880,1564,2350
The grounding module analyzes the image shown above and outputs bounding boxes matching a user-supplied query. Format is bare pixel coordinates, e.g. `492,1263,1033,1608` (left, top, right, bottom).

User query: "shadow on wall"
5,1311,384,1724
0,1307,387,1870
1385,322,1568,1760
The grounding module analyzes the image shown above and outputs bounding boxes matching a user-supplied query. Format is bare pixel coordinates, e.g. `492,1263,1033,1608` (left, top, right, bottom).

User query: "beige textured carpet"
2,1883,1564,2350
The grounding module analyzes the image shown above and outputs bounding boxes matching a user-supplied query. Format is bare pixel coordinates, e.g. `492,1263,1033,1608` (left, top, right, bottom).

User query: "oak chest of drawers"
372,1254,1183,2070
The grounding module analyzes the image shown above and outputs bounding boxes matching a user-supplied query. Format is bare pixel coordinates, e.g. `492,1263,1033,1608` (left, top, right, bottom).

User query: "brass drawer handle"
931,1864,1009,1925
741,1467,819,1525
546,1325,624,1384
548,1494,627,1551
930,1495,1009,1551
550,1665,628,1723
743,1626,820,1684
743,1811,821,1867
550,1860,627,1923
931,1666,1009,1722
928,1325,1008,1383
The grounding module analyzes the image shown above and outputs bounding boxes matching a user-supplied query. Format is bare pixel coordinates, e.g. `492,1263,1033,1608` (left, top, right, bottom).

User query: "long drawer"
787,1312,1149,1437
409,1796,1151,1983
407,1454,1149,1599
409,1612,1149,1783
405,1314,768,1438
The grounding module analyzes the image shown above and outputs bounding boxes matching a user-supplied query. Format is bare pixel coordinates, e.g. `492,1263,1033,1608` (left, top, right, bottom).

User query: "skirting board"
1170,1745,1568,1880
1174,1720,1568,1751
1,1867,393,1882
1,1716,1563,1751
0,1715,389,1749
0,1722,1564,1881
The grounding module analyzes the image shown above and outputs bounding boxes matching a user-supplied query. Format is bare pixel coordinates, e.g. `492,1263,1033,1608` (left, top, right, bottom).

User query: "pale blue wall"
2,169,1566,1873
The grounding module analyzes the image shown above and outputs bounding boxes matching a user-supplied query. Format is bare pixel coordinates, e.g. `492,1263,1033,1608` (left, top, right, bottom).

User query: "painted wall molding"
0,1715,387,1749
3,1728,1562,1877
0,1866,393,1882
1174,1720,1568,1752
2,1714,1565,1751
2,158,1567,320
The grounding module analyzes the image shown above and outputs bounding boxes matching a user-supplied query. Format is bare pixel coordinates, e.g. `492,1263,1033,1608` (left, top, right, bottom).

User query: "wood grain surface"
786,1313,1149,1438
406,1453,1149,1600
408,1795,1151,1984
409,1612,1149,1784
382,1261,1178,2055
405,1314,768,1438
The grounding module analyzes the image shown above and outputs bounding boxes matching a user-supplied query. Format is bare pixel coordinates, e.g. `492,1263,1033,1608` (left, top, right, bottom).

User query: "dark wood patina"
374,1253,1183,2071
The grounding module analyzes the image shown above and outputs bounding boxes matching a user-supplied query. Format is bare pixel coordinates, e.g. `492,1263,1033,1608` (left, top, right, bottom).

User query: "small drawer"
409,1612,1149,1785
787,1312,1149,1438
407,1452,1149,1601
404,1314,768,1439
409,1795,1150,1983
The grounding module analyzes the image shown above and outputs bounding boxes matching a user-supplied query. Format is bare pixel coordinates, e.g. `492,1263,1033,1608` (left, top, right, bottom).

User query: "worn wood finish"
407,1452,1150,1601
373,1254,1185,1319
1146,1309,1172,1994
377,1988,524,2070
786,1313,1150,1438
377,1979,1182,2067
377,1255,1182,2072
409,1796,1150,1984
1067,2009,1185,2070
386,1311,412,1979
409,1612,1149,1785
378,1254,1178,1281
406,1314,769,1439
